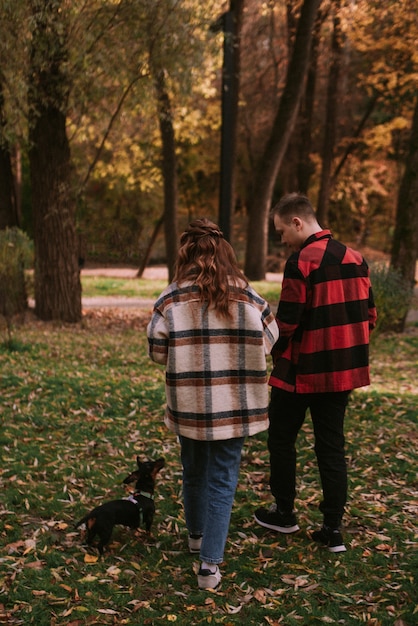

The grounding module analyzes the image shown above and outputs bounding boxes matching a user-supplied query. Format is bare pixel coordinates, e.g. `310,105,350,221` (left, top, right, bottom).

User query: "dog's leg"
96,523,115,555
143,511,154,533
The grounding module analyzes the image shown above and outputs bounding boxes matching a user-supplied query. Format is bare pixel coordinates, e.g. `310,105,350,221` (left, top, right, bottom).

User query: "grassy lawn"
80,277,168,300
0,294,417,625
80,275,280,308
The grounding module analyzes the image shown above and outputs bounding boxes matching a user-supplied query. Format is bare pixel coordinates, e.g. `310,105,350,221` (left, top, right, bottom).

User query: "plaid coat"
147,280,279,440
270,230,377,393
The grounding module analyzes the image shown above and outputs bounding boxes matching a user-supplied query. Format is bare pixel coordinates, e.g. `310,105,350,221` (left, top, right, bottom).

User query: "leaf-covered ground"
0,310,417,625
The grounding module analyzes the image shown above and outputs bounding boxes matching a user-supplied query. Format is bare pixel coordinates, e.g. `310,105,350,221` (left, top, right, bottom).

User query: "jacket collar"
301,229,332,250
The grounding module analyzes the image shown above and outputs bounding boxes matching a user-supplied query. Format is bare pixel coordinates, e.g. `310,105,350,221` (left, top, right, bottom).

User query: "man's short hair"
270,193,316,223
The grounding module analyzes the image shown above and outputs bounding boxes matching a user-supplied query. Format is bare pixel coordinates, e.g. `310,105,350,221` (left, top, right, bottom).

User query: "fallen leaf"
83,554,99,563
253,588,267,603
25,560,44,569
77,574,97,583
225,603,243,614
375,543,392,552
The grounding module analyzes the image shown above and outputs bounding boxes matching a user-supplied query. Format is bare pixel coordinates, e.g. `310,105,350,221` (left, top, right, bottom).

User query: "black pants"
268,387,350,528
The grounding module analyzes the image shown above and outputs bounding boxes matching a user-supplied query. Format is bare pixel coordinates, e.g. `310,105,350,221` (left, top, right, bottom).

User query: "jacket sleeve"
147,309,169,365
273,258,307,358
263,307,280,354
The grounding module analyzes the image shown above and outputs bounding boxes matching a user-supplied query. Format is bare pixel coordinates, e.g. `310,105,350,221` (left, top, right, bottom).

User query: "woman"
147,219,278,589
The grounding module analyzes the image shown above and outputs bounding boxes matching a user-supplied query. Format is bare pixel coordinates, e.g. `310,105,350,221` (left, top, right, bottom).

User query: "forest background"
0,0,417,323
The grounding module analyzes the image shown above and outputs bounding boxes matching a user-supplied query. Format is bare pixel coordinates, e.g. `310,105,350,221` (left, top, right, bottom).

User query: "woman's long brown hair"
173,218,248,319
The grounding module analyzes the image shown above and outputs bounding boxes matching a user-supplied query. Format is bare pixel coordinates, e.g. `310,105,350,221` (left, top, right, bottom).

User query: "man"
255,193,377,552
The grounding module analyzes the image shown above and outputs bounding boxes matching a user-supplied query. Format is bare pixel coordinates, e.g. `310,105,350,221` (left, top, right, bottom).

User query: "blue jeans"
268,387,350,528
179,435,245,564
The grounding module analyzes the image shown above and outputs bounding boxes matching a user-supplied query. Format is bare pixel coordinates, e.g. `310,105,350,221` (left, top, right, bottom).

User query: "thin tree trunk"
153,69,178,283
297,8,326,193
0,77,18,229
331,92,379,184
316,2,343,226
218,0,244,241
244,0,322,280
13,145,23,226
390,94,418,330
28,0,81,322
281,6,326,194
137,214,164,278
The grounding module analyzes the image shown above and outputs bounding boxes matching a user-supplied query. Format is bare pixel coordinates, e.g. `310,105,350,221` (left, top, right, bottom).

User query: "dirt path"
82,266,167,280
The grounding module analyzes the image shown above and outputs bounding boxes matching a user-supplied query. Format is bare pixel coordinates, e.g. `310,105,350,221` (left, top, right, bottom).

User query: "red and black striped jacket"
269,230,377,393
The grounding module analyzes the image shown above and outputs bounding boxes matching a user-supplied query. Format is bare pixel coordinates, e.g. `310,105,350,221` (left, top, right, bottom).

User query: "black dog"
75,457,165,554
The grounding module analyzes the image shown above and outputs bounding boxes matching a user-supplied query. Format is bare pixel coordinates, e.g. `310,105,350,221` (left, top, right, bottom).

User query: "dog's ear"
153,458,165,473
123,469,140,485
136,456,142,467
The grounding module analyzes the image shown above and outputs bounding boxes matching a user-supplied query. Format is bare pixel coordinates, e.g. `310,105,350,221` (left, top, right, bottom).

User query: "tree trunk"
218,0,244,241
244,0,322,280
137,213,164,278
390,94,418,330
0,78,18,229
28,0,81,322
316,2,343,226
297,8,326,193
331,92,379,184
154,69,178,283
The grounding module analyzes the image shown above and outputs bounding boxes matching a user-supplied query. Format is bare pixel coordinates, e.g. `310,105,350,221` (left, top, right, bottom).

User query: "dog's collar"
126,491,154,504
135,490,154,500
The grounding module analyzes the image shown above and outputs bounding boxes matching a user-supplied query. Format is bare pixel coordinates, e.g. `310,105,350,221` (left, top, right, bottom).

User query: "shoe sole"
197,567,222,590
254,514,300,534
311,531,347,553
328,544,347,553
198,580,222,590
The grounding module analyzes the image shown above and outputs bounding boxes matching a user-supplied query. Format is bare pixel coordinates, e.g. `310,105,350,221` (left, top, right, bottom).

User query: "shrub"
0,227,33,344
369,263,413,333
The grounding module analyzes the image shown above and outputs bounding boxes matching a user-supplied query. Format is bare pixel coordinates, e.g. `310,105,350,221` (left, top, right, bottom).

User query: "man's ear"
292,216,303,230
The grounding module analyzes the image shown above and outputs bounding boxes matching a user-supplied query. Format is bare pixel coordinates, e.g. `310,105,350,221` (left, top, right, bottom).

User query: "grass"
80,275,280,308
80,277,168,300
0,288,417,625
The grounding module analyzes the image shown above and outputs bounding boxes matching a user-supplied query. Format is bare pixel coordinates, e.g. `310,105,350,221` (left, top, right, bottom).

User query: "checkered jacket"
270,230,377,393
147,280,279,440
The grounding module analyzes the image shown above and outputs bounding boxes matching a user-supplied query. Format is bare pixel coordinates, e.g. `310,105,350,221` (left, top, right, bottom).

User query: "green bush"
0,227,33,343
370,263,413,333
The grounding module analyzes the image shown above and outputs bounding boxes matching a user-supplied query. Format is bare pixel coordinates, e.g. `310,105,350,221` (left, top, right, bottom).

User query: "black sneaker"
311,525,347,553
254,504,300,533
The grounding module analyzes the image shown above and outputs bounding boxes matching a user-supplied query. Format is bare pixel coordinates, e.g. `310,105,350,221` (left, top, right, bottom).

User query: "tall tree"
216,0,244,241
244,0,322,280
297,7,326,194
316,0,343,225
28,0,81,322
153,67,178,282
390,93,418,328
0,76,17,229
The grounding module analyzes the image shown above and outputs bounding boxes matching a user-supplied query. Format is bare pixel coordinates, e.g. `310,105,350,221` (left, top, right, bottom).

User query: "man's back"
270,230,377,393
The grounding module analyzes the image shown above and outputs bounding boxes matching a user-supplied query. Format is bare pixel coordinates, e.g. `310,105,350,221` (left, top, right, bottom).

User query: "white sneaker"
197,564,222,590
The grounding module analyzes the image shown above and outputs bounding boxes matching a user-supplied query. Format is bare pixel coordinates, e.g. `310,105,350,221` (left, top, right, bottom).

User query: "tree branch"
79,68,149,192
